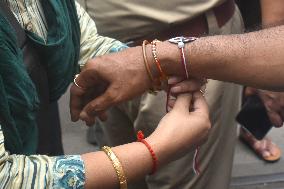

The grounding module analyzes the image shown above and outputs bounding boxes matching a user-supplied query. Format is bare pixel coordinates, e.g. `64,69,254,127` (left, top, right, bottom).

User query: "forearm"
82,136,169,189
156,26,284,91
189,26,284,90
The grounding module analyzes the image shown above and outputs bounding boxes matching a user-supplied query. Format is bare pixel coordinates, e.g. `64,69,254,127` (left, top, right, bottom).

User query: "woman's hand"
147,92,211,165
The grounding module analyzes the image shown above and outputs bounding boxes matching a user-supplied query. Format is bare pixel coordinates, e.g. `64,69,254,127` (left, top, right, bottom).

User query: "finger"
80,86,117,120
168,76,184,85
85,116,96,127
70,71,101,121
280,110,284,125
82,111,108,126
167,98,176,109
98,111,108,122
170,79,202,94
172,93,193,112
244,87,257,97
191,92,209,115
70,84,87,122
267,111,283,127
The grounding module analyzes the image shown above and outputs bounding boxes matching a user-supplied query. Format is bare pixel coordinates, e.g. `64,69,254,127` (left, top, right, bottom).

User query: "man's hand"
70,46,151,124
246,87,284,127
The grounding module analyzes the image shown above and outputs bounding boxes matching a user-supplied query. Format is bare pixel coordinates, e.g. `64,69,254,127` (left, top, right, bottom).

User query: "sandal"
239,128,281,162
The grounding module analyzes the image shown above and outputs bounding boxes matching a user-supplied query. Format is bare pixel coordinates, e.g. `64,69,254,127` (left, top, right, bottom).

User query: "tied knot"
137,130,145,141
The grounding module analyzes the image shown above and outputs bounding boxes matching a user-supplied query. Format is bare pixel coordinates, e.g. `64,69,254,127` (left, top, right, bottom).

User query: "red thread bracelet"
137,130,157,174
151,39,167,81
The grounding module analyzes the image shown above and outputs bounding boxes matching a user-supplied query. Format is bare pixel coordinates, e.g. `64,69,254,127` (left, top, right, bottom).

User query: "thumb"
191,92,209,115
172,93,193,113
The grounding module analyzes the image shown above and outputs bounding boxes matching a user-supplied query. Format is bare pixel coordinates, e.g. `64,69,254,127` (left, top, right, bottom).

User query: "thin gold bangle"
102,146,127,189
142,40,155,83
142,40,161,93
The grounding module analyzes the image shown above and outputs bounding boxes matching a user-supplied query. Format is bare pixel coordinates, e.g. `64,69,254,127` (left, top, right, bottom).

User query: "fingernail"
170,86,182,93
168,77,179,85
79,111,88,121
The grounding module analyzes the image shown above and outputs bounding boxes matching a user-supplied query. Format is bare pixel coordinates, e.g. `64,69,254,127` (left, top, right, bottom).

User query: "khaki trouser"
94,6,244,189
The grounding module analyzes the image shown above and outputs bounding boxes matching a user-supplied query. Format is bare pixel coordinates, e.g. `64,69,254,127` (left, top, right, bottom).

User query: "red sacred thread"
193,146,201,175
137,130,157,175
151,38,201,175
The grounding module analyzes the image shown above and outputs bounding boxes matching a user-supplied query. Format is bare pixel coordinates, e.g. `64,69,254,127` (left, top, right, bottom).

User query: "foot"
239,128,281,162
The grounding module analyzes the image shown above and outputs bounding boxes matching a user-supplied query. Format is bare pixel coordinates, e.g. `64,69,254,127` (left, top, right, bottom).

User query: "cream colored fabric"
84,0,226,42
0,124,85,188
7,0,125,68
92,5,245,189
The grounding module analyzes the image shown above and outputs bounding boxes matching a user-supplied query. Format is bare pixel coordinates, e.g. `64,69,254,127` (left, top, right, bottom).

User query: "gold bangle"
142,40,161,94
102,146,127,189
142,40,155,83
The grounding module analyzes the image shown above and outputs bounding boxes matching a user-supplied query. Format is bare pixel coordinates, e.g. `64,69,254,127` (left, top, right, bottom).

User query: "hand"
245,87,284,127
257,90,284,127
70,46,151,124
147,92,211,164
167,76,206,95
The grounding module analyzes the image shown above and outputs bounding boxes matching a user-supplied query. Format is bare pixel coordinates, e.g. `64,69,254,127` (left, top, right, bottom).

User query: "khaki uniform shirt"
81,0,226,41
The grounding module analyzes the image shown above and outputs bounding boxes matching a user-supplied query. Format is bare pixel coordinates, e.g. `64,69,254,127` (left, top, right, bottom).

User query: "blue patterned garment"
53,156,85,189
0,126,86,188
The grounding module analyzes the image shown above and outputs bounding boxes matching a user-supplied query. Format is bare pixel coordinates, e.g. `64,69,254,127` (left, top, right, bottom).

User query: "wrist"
146,131,177,167
145,41,183,80
157,41,184,77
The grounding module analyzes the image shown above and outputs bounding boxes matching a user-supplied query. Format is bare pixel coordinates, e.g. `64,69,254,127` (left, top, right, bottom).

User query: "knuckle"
202,117,211,131
203,121,211,132
180,82,194,91
105,90,116,102
89,102,97,110
86,103,98,115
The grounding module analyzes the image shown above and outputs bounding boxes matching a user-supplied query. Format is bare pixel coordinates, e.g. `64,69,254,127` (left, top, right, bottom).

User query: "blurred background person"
236,0,284,162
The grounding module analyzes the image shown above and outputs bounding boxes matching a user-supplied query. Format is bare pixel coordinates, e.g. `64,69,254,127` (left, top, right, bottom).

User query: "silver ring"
73,74,86,90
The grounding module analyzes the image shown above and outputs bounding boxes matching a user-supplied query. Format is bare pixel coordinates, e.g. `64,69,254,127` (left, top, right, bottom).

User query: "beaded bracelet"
102,146,128,189
137,130,157,175
151,39,168,82
142,40,161,93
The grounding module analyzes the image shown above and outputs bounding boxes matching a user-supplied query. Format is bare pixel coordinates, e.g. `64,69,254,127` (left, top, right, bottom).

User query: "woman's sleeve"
75,2,128,69
0,126,85,189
